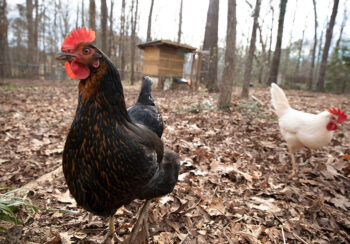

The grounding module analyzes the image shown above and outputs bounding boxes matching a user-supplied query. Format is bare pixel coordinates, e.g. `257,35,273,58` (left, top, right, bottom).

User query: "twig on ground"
274,215,309,244
280,225,286,244
290,231,309,244
251,95,264,105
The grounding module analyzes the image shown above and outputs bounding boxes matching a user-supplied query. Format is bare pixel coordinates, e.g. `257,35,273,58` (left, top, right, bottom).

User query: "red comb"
61,27,95,51
328,108,347,123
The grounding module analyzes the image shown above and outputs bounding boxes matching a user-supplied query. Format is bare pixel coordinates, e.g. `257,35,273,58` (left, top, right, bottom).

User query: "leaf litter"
0,80,350,243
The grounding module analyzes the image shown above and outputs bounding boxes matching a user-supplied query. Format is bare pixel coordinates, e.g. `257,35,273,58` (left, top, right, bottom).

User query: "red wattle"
326,122,338,131
65,62,77,79
70,60,91,80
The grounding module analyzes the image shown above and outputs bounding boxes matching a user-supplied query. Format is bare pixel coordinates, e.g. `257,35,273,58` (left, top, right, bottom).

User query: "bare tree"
89,0,96,30
0,0,10,78
146,0,154,42
307,0,318,90
315,28,324,82
268,0,288,84
257,24,267,84
41,5,47,77
316,0,339,92
119,0,126,80
202,0,219,92
130,0,139,84
334,7,347,55
266,1,274,83
201,0,217,85
81,0,85,26
282,0,297,84
294,25,306,78
177,0,183,43
58,0,71,39
33,0,40,77
241,0,261,98
218,0,236,109
101,0,107,52
52,1,58,52
75,0,79,28
26,0,34,78
108,0,114,57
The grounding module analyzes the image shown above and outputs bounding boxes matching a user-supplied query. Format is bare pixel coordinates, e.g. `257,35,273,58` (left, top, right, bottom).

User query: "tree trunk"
100,0,107,53
130,0,139,84
75,0,79,28
332,7,346,58
241,0,261,98
218,0,236,109
314,29,324,83
119,0,126,80
177,0,183,43
81,0,85,26
268,0,288,84
282,0,297,84
26,0,34,78
294,27,305,78
108,0,114,57
316,0,339,92
0,0,10,78
52,1,58,79
201,0,219,87
265,4,274,84
307,0,317,90
257,24,267,84
146,0,154,42
58,0,71,39
89,0,96,30
42,6,47,78
203,0,219,92
33,0,39,77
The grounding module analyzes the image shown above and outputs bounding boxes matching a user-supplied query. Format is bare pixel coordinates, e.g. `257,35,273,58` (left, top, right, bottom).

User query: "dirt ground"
0,79,349,243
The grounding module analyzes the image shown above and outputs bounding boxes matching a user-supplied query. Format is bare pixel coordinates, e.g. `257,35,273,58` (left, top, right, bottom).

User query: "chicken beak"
56,52,75,61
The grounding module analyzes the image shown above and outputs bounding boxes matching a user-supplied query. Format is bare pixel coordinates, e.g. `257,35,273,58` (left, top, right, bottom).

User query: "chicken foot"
129,200,151,244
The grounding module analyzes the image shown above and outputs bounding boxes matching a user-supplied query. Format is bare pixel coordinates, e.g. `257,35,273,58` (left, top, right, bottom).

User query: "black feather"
62,46,179,217
128,76,164,137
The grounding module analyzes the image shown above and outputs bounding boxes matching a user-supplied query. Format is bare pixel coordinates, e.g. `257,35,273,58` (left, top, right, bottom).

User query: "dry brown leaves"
0,81,350,243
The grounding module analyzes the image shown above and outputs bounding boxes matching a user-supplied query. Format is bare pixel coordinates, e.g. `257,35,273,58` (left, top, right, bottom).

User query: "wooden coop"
137,40,196,89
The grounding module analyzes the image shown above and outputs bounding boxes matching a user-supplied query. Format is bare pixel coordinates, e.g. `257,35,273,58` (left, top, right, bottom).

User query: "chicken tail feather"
138,150,180,200
270,83,290,118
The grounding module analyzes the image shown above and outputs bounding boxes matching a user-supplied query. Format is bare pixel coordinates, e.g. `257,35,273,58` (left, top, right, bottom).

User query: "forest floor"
0,79,349,244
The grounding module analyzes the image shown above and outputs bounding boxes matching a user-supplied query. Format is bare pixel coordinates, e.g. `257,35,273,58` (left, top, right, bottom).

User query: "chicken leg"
306,148,313,160
129,200,151,244
103,216,116,243
289,149,297,177
289,152,297,178
108,216,115,237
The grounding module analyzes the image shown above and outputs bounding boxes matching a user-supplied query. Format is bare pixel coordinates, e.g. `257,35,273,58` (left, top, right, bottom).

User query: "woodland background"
0,0,350,243
0,0,349,96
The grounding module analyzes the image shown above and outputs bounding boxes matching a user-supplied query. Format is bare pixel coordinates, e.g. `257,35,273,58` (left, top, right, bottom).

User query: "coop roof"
137,40,196,52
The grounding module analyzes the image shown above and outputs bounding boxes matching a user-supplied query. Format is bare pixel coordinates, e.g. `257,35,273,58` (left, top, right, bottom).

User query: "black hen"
57,27,180,242
128,76,164,138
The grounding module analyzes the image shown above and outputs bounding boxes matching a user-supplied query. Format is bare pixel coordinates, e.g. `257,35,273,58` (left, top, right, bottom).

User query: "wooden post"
195,52,203,90
157,76,165,90
189,53,196,88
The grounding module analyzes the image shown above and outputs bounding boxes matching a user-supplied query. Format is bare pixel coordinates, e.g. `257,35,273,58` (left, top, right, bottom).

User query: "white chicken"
270,83,347,176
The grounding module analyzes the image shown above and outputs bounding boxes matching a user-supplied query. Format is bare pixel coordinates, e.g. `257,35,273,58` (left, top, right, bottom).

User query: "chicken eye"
82,48,91,55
